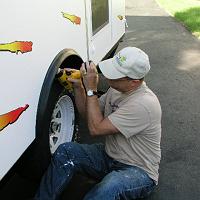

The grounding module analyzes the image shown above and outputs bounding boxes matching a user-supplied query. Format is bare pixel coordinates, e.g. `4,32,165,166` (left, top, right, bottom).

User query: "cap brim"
98,58,125,79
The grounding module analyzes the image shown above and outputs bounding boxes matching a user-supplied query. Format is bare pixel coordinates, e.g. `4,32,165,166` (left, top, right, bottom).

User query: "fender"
36,48,83,137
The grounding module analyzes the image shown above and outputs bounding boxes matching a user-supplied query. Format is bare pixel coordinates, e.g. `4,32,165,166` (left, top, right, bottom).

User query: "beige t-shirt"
99,82,162,183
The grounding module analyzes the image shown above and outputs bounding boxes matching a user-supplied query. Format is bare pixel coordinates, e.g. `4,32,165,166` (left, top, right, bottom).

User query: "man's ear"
131,79,141,87
132,79,140,84
133,79,140,82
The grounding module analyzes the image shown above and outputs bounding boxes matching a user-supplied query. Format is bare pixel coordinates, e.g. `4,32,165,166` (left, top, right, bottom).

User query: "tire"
16,77,80,182
15,50,83,182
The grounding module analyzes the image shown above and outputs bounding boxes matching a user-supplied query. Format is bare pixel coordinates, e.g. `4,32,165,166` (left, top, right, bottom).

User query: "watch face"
87,90,93,96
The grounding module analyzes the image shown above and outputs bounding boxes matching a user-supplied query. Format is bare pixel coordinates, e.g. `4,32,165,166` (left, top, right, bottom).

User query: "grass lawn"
156,0,200,38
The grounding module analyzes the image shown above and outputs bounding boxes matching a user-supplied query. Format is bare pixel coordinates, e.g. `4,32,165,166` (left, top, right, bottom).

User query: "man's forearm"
87,96,104,136
74,86,86,118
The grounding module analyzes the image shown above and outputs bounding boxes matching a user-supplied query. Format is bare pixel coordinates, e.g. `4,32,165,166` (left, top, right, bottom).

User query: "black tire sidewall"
36,79,79,173
17,80,79,182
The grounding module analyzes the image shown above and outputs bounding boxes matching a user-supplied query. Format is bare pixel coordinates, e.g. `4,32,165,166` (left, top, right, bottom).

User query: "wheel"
49,89,79,154
15,50,83,182
16,79,80,182
40,79,80,177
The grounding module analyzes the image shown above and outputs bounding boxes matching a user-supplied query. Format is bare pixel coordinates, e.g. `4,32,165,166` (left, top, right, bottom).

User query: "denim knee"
55,142,76,155
52,142,76,165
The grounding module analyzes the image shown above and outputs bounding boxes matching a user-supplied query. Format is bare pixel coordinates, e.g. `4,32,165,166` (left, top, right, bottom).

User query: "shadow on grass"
174,7,200,37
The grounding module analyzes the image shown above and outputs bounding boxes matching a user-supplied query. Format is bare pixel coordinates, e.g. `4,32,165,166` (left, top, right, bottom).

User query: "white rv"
0,0,125,181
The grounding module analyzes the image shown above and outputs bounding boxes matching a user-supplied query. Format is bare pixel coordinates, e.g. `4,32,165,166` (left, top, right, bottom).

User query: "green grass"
156,0,200,38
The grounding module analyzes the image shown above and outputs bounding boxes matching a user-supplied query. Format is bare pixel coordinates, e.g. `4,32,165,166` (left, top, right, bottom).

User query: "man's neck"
123,82,143,94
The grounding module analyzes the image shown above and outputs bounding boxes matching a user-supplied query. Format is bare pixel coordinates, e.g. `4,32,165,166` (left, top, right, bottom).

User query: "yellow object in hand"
68,70,81,79
57,69,81,92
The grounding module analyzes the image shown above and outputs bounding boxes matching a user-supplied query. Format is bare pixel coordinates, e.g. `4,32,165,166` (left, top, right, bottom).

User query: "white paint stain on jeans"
63,160,74,167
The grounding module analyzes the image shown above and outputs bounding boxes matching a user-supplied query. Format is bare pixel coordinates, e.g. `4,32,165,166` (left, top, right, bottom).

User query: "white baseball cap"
98,47,151,79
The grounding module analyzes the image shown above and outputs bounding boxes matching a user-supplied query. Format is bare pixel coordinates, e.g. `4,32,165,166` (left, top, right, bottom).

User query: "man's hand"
80,62,99,91
63,68,84,89
63,68,86,118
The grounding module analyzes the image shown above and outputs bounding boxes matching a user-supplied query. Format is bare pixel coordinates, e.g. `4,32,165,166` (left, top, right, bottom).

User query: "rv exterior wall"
0,0,125,180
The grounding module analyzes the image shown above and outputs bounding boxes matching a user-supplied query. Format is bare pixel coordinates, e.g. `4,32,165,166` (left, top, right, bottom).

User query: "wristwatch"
87,89,98,97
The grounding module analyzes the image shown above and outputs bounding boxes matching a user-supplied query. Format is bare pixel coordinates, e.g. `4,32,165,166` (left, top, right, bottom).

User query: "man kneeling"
34,47,162,200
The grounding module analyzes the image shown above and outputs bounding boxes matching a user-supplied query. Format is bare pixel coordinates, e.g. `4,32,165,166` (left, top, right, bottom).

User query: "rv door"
111,0,126,43
85,0,112,63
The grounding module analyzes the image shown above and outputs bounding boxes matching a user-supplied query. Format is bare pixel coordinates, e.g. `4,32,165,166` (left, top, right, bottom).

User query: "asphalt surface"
1,0,200,199
125,0,200,199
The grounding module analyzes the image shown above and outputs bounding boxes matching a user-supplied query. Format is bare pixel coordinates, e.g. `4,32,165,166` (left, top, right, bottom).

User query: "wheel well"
60,54,83,70
36,49,83,136
12,49,83,182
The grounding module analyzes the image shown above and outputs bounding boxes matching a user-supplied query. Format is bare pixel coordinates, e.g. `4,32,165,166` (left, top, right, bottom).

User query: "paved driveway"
124,0,200,199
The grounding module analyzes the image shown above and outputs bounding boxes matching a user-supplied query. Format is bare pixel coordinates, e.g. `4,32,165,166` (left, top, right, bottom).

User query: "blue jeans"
35,142,155,200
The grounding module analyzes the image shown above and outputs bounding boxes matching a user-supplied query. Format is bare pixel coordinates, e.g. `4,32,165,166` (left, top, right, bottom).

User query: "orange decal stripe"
0,104,29,132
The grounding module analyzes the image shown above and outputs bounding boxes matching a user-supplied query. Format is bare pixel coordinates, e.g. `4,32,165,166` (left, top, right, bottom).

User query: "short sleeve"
108,102,150,138
98,92,107,113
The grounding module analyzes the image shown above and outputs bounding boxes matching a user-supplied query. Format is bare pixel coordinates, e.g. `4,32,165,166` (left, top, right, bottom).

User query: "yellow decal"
62,12,81,25
118,15,124,20
0,41,33,54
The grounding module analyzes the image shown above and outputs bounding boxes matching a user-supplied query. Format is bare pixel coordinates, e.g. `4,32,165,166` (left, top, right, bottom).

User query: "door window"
91,0,109,35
